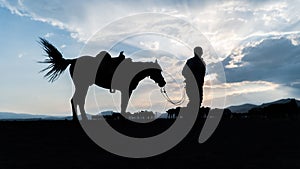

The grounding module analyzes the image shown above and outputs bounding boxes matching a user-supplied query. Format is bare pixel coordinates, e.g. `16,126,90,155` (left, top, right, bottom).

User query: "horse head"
149,60,166,88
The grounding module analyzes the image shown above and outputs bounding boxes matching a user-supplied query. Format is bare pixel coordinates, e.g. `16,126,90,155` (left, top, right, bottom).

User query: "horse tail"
38,37,75,82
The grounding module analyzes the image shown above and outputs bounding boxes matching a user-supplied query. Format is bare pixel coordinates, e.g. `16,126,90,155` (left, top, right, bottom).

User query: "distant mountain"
100,110,115,116
78,114,93,120
0,112,47,119
157,113,168,119
258,98,300,108
227,98,300,113
227,104,257,113
46,116,72,120
0,112,70,121
2,98,299,120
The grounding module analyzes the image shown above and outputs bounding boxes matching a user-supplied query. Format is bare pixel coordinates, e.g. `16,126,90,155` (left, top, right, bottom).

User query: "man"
182,46,206,107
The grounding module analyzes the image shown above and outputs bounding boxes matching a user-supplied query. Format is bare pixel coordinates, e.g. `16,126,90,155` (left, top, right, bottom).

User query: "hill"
227,104,257,113
0,112,70,121
227,98,300,113
258,98,300,108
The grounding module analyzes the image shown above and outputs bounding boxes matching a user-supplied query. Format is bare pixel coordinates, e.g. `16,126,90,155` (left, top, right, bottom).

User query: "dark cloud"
223,37,300,88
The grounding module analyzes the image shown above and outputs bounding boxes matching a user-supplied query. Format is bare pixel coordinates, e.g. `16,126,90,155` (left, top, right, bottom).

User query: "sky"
0,0,300,116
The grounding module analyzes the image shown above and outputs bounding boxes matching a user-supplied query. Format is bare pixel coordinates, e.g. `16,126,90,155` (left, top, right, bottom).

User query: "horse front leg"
121,90,132,114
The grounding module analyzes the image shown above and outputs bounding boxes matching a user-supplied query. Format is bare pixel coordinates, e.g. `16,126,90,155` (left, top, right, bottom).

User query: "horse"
38,38,166,121
166,107,180,119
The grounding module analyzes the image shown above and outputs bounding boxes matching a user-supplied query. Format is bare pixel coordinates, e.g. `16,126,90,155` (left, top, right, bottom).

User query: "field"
0,118,299,169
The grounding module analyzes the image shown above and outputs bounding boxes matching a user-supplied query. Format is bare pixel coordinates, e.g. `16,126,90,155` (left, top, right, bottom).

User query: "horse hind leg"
71,99,78,121
71,86,89,121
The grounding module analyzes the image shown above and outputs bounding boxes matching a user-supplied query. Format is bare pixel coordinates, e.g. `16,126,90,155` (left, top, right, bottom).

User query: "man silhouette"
182,46,206,107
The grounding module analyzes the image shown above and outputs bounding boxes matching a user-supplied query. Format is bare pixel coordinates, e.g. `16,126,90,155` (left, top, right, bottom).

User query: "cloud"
206,80,279,96
60,44,66,49
139,41,160,50
44,32,54,38
1,0,298,57
185,0,300,58
1,0,192,42
1,0,299,62
223,35,300,88
17,53,24,58
202,80,287,107
2,0,300,111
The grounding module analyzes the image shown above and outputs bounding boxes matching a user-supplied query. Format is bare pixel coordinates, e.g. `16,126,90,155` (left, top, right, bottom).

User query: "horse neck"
135,69,152,82
129,62,155,89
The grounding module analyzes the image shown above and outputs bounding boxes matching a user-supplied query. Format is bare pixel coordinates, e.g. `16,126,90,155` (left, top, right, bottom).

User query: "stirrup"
110,88,116,93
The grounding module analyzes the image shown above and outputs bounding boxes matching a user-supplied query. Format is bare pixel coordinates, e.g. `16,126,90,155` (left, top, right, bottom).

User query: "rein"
160,86,186,106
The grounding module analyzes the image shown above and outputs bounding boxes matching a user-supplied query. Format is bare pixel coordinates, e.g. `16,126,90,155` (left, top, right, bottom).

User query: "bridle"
160,86,186,106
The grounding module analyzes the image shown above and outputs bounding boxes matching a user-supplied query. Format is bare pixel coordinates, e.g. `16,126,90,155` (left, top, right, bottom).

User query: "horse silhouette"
166,107,180,119
38,38,166,121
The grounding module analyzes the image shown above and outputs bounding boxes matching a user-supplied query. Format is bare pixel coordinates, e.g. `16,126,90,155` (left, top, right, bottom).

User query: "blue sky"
0,0,300,115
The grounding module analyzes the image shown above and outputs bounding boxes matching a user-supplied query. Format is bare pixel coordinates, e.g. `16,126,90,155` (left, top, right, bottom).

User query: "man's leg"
186,82,199,107
199,89,203,107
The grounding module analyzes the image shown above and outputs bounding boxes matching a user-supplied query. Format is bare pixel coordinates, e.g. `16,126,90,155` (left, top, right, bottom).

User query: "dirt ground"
0,118,299,169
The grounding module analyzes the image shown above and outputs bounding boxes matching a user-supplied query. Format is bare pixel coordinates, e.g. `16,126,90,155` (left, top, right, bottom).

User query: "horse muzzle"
159,81,166,87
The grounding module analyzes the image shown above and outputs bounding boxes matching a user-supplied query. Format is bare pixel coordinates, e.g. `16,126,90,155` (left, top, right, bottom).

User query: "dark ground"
0,117,299,169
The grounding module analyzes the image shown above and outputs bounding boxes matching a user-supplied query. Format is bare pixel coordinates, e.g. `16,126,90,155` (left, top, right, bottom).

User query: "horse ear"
155,59,158,64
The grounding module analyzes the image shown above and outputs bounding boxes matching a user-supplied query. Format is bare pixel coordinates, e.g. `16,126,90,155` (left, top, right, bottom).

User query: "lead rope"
160,86,186,106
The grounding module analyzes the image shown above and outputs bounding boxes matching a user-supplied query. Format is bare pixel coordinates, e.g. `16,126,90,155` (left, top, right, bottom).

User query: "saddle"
97,51,128,93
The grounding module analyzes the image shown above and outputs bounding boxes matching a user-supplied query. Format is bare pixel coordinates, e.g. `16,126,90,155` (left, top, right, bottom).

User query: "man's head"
194,46,203,57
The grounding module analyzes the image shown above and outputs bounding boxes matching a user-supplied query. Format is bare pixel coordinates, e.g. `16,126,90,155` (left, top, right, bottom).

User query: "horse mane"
125,59,162,70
